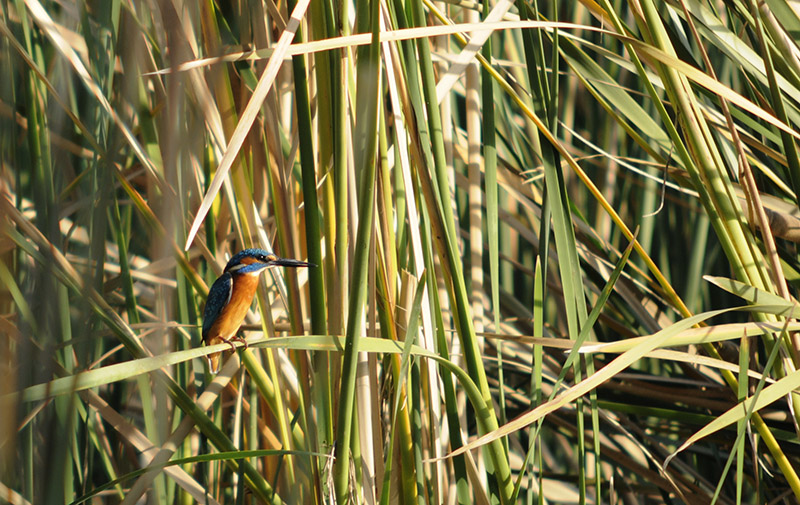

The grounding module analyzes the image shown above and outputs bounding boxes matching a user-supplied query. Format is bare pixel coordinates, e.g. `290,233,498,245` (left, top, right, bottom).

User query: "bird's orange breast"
205,274,260,342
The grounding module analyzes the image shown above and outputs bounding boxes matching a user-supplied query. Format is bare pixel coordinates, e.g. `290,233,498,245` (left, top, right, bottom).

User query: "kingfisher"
202,248,311,372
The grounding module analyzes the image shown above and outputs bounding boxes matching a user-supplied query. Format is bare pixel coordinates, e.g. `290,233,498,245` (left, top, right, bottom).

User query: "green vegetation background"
3,0,800,503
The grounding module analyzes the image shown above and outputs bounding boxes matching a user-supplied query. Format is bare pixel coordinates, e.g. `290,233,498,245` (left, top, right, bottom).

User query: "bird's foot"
229,335,249,350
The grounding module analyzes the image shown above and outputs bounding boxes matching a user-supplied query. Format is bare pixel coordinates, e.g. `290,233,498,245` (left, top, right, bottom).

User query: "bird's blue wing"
202,272,233,338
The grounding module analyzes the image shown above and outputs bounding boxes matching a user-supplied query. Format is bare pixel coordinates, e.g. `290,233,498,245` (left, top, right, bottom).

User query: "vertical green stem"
332,0,381,500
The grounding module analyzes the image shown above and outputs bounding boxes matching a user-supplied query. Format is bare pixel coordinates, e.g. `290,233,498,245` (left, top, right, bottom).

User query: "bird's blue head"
224,248,311,275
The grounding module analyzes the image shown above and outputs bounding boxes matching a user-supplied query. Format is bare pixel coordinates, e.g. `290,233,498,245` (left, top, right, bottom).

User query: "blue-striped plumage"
201,248,311,372
202,272,233,338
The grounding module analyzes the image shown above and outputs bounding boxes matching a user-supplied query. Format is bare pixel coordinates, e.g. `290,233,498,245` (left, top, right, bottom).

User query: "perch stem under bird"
201,248,311,373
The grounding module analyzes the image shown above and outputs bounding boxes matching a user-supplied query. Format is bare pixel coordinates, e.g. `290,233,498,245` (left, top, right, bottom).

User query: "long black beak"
269,258,315,268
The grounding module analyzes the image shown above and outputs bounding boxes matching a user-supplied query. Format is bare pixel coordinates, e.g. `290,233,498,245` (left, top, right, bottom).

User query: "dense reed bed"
3,0,800,503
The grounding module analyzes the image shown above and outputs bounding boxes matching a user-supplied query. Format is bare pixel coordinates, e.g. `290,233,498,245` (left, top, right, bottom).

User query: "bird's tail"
207,351,221,373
